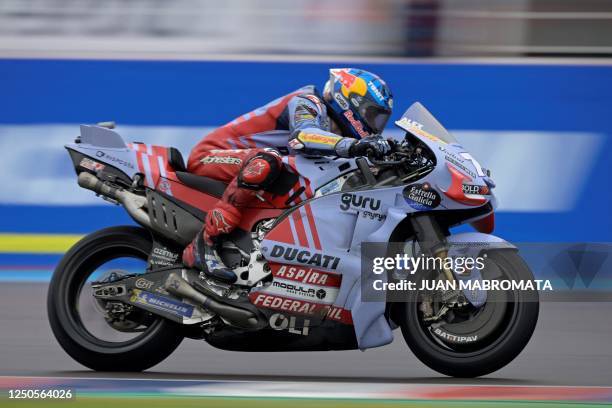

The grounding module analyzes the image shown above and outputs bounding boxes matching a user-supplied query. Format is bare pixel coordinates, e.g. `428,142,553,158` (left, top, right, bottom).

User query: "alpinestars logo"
243,160,267,177
200,156,242,165
211,209,232,234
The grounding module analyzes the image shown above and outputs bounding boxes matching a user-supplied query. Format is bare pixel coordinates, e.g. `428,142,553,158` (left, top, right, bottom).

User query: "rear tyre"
47,226,184,371
398,249,539,377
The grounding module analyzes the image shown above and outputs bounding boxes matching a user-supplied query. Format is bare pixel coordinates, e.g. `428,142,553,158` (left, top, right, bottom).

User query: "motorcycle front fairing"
395,102,497,214
259,188,406,349
259,103,501,350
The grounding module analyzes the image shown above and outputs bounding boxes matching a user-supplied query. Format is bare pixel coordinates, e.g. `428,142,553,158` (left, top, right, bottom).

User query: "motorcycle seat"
167,147,228,197
166,147,298,198
176,171,228,197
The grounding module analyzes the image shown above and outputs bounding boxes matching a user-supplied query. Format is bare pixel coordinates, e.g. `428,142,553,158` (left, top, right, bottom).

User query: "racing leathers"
182,85,388,281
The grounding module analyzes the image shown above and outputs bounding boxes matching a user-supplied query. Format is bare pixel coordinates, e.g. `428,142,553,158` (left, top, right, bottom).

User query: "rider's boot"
182,206,241,284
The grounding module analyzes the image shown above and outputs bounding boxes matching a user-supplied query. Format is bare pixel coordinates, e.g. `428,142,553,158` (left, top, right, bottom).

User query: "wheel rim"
413,253,523,357
61,241,165,351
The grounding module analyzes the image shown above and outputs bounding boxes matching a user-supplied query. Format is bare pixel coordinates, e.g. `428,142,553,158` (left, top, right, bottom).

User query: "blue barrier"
1,58,611,242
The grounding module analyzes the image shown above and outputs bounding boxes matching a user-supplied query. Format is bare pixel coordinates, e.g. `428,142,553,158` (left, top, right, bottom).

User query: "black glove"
349,137,392,159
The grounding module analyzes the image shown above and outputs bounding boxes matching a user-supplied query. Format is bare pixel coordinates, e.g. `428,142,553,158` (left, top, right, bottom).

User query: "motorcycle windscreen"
395,102,457,144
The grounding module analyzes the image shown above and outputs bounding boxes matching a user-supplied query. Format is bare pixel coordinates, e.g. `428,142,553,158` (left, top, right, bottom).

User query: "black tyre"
47,226,184,371
398,249,539,377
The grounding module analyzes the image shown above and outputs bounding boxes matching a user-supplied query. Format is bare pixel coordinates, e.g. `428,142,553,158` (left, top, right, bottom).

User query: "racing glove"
345,137,392,159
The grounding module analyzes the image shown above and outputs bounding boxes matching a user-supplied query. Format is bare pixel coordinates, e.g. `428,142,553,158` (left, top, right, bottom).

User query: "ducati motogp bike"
48,102,539,377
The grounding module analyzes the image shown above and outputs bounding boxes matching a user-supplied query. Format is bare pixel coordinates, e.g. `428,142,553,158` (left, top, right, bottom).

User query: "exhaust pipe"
164,272,261,329
78,172,150,228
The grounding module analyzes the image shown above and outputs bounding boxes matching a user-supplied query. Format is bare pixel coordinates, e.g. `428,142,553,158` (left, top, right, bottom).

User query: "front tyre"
47,226,184,371
398,249,539,378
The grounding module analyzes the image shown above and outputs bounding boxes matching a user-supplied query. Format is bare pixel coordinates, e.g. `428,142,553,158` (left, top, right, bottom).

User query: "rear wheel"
397,249,539,377
47,226,184,371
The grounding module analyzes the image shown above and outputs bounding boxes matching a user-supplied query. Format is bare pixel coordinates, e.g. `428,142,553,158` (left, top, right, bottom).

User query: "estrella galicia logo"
403,183,441,210
340,193,381,211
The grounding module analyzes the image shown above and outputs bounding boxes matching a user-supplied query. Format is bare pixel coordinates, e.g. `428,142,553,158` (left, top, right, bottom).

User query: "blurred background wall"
0,0,610,281
0,0,611,58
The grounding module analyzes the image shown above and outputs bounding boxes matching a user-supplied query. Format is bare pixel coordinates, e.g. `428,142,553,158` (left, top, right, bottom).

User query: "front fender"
448,232,516,249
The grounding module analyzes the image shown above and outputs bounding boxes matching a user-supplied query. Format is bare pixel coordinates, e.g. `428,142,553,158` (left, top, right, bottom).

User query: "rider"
183,68,394,282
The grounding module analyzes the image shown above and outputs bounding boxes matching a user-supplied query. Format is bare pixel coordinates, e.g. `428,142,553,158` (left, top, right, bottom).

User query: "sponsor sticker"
130,289,194,318
396,118,445,144
288,138,305,150
462,183,489,196
438,146,478,178
343,110,369,138
79,157,105,172
96,151,135,169
333,69,368,97
433,327,478,344
263,278,338,303
200,156,242,165
340,193,381,212
269,264,342,287
249,293,353,324
403,182,441,210
362,210,386,222
317,178,343,196
395,117,423,130
268,245,341,270
295,113,315,124
157,178,173,195
135,278,154,290
304,94,324,113
368,81,385,103
269,313,311,336
298,132,338,146
150,246,180,266
334,93,349,110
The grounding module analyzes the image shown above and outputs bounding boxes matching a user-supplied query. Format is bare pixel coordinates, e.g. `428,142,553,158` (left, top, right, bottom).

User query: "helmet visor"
359,102,391,134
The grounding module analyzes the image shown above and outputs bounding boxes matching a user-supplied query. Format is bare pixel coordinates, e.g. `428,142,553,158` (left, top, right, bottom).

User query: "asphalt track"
1,282,612,387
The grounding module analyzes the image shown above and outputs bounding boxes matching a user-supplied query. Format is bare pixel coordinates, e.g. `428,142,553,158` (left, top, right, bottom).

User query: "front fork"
409,214,455,283
409,214,467,320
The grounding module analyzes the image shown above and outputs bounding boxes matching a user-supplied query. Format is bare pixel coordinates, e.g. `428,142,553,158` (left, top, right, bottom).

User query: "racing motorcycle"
48,102,539,377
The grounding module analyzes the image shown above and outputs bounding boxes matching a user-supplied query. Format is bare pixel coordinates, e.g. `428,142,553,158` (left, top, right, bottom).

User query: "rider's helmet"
322,68,393,139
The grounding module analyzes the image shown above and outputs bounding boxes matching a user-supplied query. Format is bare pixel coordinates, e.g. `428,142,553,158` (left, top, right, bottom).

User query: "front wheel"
47,226,184,371
397,249,539,378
